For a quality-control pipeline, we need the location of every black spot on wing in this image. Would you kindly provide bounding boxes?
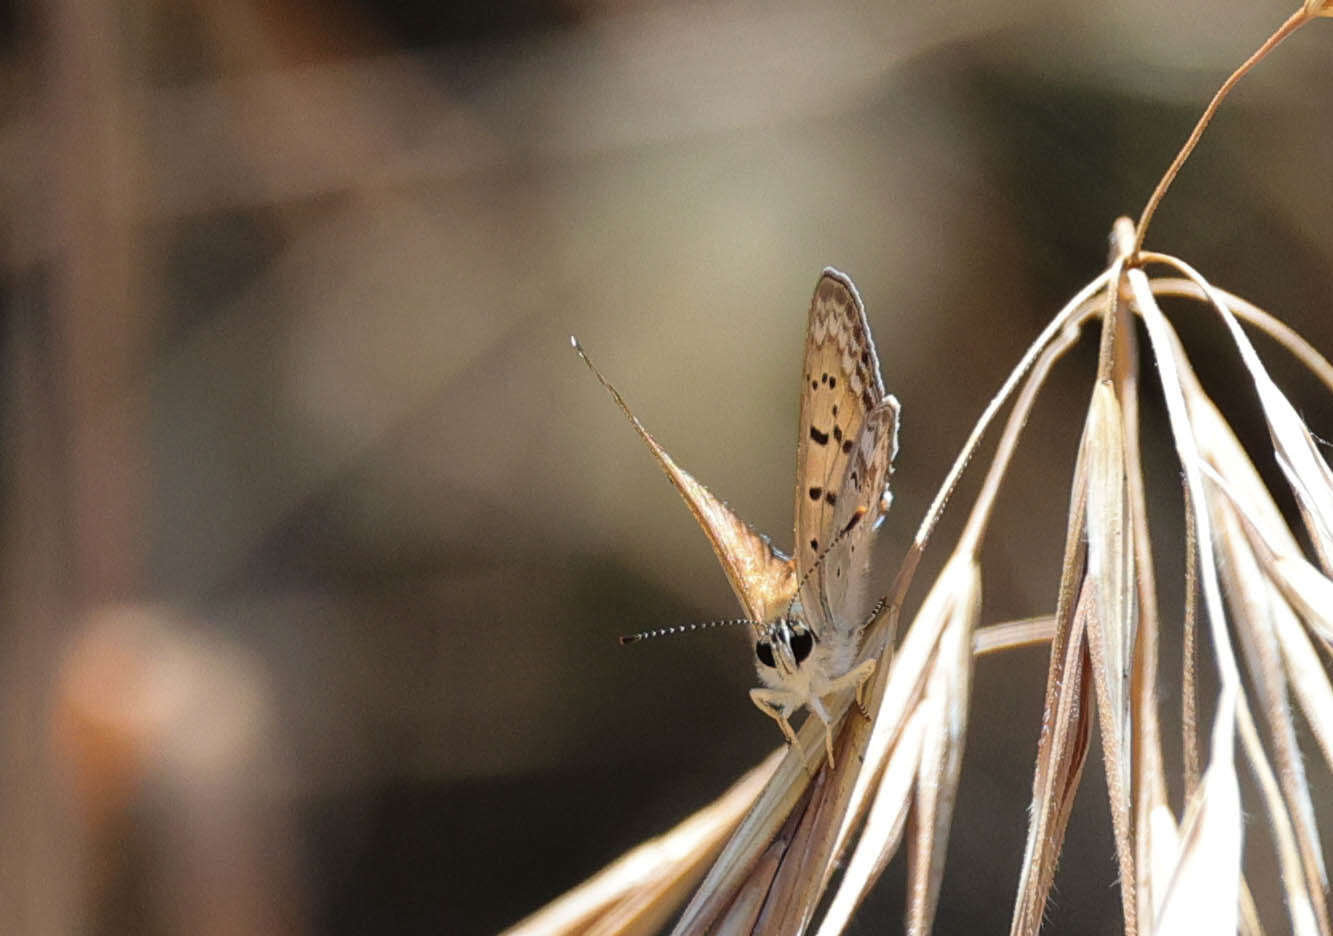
[842,439,854,453]
[808,486,822,501]
[810,426,830,446]
[824,491,837,506]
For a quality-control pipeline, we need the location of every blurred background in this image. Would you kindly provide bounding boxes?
[3,0,1333,932]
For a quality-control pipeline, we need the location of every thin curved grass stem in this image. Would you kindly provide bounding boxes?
[1131,7,1311,258]
[1150,278,1333,393]
[882,269,1114,645]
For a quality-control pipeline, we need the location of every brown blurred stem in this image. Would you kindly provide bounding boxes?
[1131,7,1311,260]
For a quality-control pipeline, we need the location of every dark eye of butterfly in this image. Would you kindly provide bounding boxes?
[789,628,814,664]
[755,640,776,668]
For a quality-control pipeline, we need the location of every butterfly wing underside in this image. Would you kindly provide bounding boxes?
[574,341,797,627]
[793,270,900,644]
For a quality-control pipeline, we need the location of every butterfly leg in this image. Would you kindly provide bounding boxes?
[805,696,840,768]
[750,688,805,758]
[831,658,877,720]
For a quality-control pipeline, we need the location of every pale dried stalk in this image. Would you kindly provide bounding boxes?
[501,749,782,936]
[1152,693,1242,936]
[821,289,1101,934]
[972,616,1056,655]
[1085,275,1140,930]
[1149,279,1333,393]
[1149,266,1333,919]
[1142,251,1333,572]
[1125,256,1333,936]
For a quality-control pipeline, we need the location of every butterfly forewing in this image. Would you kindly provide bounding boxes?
[793,270,899,638]
[573,339,798,628]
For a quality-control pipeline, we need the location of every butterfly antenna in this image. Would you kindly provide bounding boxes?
[619,619,757,646]
[782,506,869,619]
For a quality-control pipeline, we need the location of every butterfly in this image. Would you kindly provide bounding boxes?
[574,269,900,767]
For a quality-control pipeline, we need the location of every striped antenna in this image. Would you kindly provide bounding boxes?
[619,619,757,646]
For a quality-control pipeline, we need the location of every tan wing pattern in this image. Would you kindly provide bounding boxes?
[803,399,899,641]
[573,340,798,627]
[792,270,899,639]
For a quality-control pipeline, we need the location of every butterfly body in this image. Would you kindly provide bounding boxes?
[576,269,898,767]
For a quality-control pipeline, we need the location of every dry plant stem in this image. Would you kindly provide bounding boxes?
[1010,425,1095,936]
[1203,467,1332,931]
[972,616,1056,654]
[1128,266,1241,706]
[879,268,1114,652]
[1130,6,1313,258]
[1150,279,1333,393]
[1191,396,1333,776]
[502,749,783,936]
[1209,480,1331,932]
[1120,311,1174,932]
[1236,673,1327,936]
[1140,252,1333,574]
[1111,230,1174,908]
[1009,580,1095,936]
[1084,278,1139,935]
[669,735,824,932]
[903,584,976,935]
[821,294,1099,932]
[1182,485,1202,796]
[1130,265,1249,932]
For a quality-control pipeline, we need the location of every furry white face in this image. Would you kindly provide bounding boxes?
[754,616,816,680]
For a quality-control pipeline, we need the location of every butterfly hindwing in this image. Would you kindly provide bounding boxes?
[806,400,899,657]
[793,269,898,635]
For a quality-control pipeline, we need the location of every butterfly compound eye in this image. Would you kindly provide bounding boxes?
[755,641,776,668]
[790,628,814,664]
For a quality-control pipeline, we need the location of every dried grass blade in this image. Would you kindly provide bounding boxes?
[973,616,1055,655]
[504,749,782,936]
[1083,380,1138,934]
[813,704,929,936]
[1272,596,1333,782]
[904,572,979,935]
[1185,383,1332,904]
[1141,801,1180,928]
[1127,263,1242,695]
[1234,697,1323,936]
[1269,552,1333,647]
[669,739,821,933]
[827,554,972,883]
[1205,472,1331,910]
[1009,582,1094,936]
[1153,692,1242,936]
[1141,273,1329,931]
[1113,270,1172,935]
[1141,252,1333,572]
[1148,278,1333,396]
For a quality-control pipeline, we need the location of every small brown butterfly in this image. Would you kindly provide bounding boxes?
[574,269,900,767]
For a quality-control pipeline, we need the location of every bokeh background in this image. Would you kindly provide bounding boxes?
[3,0,1333,933]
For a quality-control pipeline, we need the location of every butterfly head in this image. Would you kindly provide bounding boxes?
[755,616,817,678]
